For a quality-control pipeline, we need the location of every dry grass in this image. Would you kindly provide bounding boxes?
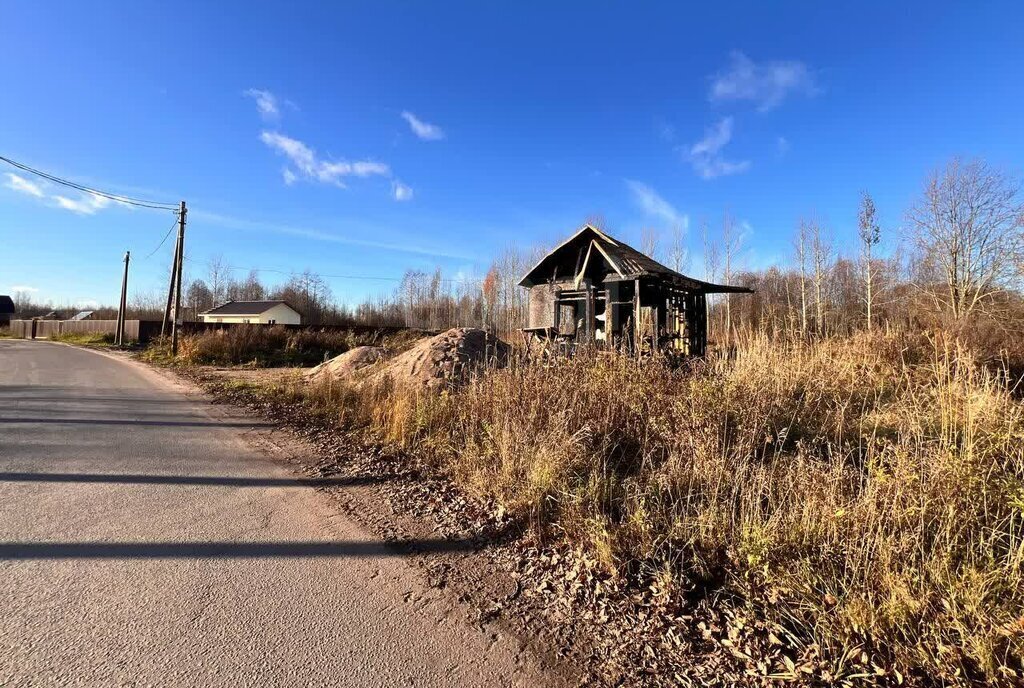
[267,332,1024,683]
[47,330,116,346]
[149,325,426,367]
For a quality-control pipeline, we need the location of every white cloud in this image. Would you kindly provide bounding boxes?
[245,89,281,121]
[4,173,44,197]
[686,117,751,180]
[259,131,391,187]
[400,111,445,141]
[52,193,111,215]
[4,170,138,215]
[625,180,688,228]
[777,136,790,155]
[392,180,413,201]
[10,285,39,293]
[710,51,817,112]
[282,168,297,185]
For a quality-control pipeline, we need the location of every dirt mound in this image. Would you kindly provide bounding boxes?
[377,328,508,388]
[306,346,388,382]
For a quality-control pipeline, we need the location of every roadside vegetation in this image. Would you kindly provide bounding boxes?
[141,325,427,367]
[224,329,1023,685]
[130,156,1023,684]
[47,331,116,346]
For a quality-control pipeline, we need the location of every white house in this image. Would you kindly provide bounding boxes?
[199,300,302,325]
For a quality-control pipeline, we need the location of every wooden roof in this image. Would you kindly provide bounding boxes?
[518,225,753,294]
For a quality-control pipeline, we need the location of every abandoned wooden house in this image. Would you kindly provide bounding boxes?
[519,225,752,356]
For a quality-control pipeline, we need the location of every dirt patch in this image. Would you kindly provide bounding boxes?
[305,345,389,382]
[375,327,509,388]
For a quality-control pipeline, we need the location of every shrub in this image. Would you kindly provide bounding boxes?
[170,325,420,366]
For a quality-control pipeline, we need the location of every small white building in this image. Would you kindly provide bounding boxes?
[199,300,302,325]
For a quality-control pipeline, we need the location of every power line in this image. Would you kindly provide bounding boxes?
[144,212,181,259]
[0,155,179,211]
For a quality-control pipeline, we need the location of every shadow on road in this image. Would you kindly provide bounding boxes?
[0,471,388,488]
[0,417,275,428]
[0,396,195,404]
[0,539,479,560]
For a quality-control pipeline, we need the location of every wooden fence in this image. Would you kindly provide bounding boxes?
[7,319,148,341]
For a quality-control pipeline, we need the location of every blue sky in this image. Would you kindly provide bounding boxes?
[2,2,1022,307]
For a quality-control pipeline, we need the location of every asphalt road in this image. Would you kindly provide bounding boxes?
[0,340,550,686]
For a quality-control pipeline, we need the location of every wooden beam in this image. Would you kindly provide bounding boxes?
[574,241,595,289]
[591,240,626,278]
[633,278,641,359]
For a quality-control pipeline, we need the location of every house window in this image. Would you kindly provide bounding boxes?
[243,319,250,324]
[268,319,276,324]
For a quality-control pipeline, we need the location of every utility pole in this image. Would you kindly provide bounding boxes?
[116,250,130,346]
[161,230,180,337]
[170,201,187,356]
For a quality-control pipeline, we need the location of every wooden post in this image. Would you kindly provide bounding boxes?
[584,283,595,344]
[604,286,614,349]
[161,230,180,337]
[633,279,641,358]
[651,303,659,354]
[116,250,130,346]
[170,201,187,356]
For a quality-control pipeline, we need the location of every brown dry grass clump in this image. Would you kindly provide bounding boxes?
[169,325,425,367]
[287,332,1024,683]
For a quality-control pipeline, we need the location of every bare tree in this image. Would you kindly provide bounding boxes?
[809,218,832,335]
[667,222,687,273]
[207,255,229,307]
[186,279,214,315]
[239,270,266,301]
[640,227,661,261]
[721,210,744,345]
[794,220,811,334]
[701,218,720,283]
[858,191,881,331]
[906,157,1024,322]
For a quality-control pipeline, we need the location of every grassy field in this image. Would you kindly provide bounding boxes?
[235,330,1023,684]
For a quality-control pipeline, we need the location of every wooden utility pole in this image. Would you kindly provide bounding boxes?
[170,201,187,355]
[116,250,130,346]
[161,230,180,337]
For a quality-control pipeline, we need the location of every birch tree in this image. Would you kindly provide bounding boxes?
[858,192,881,331]
[794,220,810,334]
[810,219,832,335]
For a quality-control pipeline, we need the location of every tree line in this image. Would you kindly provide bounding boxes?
[9,157,1022,347]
